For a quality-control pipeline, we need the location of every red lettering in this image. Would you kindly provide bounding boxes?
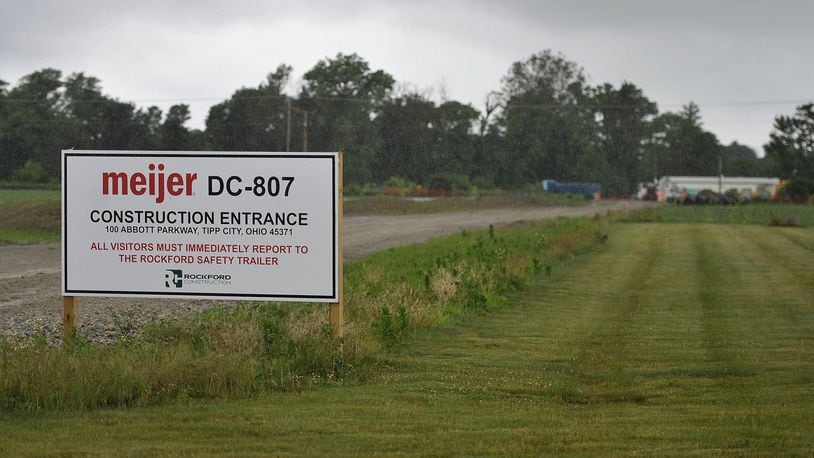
[167,173,184,196]
[101,163,196,204]
[102,172,128,195]
[185,173,197,195]
[130,173,146,195]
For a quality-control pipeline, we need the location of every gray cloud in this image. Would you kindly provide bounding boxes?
[1,0,812,152]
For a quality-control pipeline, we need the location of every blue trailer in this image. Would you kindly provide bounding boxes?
[541,180,601,199]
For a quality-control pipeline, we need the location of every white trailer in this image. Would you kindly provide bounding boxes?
[657,176,780,199]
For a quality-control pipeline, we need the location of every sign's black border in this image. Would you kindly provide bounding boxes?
[62,151,339,301]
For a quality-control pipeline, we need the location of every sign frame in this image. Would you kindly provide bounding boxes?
[61,150,341,302]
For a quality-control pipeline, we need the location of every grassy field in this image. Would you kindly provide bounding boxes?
[0,190,61,244]
[0,189,60,203]
[0,217,606,410]
[626,202,814,226]
[2,222,812,455]
[343,192,584,215]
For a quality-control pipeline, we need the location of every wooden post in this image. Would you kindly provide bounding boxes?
[329,152,344,339]
[63,296,77,344]
[286,99,292,152]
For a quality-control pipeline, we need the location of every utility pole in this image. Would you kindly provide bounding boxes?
[286,99,292,152]
[285,100,311,153]
[302,111,308,153]
[718,155,723,194]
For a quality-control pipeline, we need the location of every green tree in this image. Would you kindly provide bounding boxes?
[495,50,602,187]
[0,79,7,116]
[160,104,191,150]
[129,106,164,150]
[435,101,479,178]
[61,72,152,150]
[300,53,394,184]
[593,82,657,195]
[186,129,209,151]
[0,79,8,176]
[206,64,292,152]
[764,102,814,196]
[645,103,721,178]
[471,93,502,185]
[375,92,437,182]
[0,69,179,180]
[374,94,479,184]
[722,141,774,177]
[11,159,48,183]
[724,141,757,159]
[0,69,68,178]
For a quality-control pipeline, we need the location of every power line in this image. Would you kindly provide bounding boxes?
[1,93,378,104]
[2,92,811,108]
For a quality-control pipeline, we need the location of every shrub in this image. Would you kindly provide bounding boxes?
[769,212,801,227]
[447,175,473,193]
[382,176,415,189]
[458,281,488,312]
[775,179,814,202]
[380,177,416,197]
[426,174,452,191]
[723,189,741,204]
[471,176,496,191]
[345,182,379,196]
[695,190,722,205]
[11,161,48,184]
[426,173,473,194]
[372,306,409,349]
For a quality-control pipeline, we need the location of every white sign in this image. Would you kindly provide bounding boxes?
[62,151,339,302]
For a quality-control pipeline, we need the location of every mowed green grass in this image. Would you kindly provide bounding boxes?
[2,222,813,455]
[0,189,60,203]
[0,189,61,244]
[630,203,814,226]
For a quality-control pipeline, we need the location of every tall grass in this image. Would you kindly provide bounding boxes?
[0,217,608,411]
[1,307,338,410]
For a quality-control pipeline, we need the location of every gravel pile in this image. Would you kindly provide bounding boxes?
[0,295,231,345]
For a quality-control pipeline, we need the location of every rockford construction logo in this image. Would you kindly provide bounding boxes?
[165,269,183,288]
[165,269,232,288]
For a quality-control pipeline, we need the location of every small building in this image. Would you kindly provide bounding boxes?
[658,176,780,199]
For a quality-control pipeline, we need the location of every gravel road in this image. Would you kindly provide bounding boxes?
[0,200,648,342]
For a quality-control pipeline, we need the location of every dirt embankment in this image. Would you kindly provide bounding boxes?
[0,200,649,341]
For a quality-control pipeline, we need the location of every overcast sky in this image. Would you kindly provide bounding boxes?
[2,0,812,154]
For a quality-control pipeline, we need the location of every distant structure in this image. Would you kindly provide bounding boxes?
[541,180,601,200]
[657,176,780,200]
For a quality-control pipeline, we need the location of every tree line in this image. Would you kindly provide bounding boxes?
[1,50,807,196]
